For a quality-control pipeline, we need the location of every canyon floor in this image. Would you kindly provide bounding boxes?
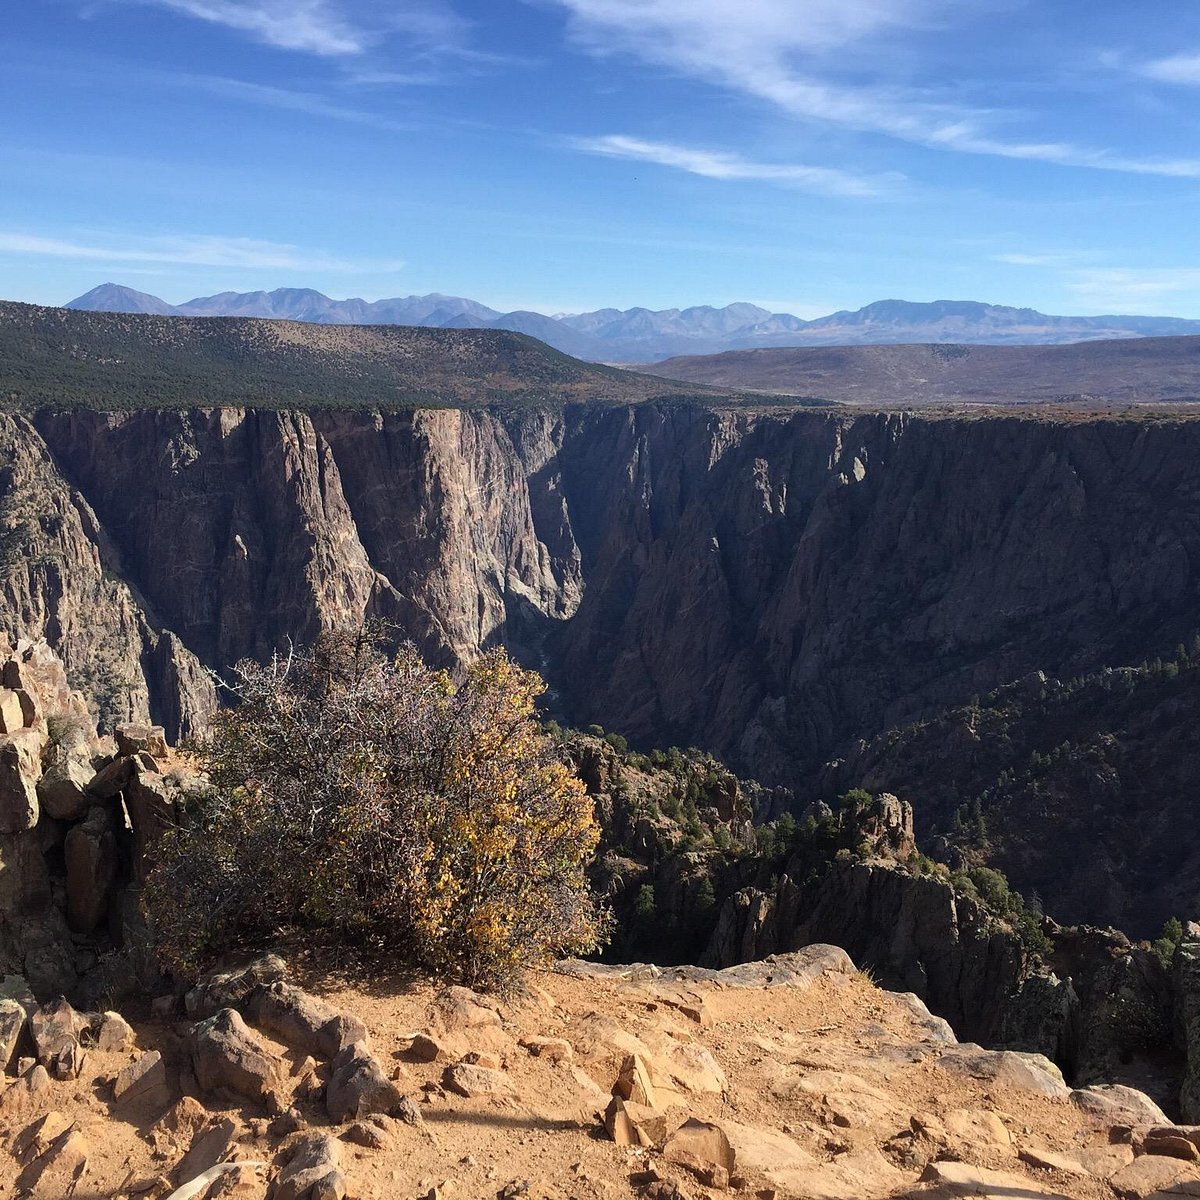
[1,946,1192,1200]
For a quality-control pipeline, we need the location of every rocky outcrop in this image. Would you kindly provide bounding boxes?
[0,636,202,1002]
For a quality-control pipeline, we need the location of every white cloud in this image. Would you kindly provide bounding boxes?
[1142,53,1200,86]
[1064,267,1200,311]
[572,134,899,197]
[0,231,404,273]
[546,0,1200,178]
[173,72,414,127]
[141,0,370,55]
[126,0,466,58]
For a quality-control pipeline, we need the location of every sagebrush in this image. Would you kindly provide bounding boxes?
[142,629,606,989]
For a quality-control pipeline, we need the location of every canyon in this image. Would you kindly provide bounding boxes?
[3,396,1200,937]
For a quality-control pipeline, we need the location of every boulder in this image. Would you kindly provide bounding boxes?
[604,1097,667,1147]
[326,1042,406,1122]
[93,1009,134,1052]
[36,743,93,820]
[185,955,288,1020]
[29,998,85,1080]
[124,760,181,880]
[0,733,40,832]
[115,723,169,758]
[176,1116,240,1182]
[274,1132,346,1200]
[0,688,27,734]
[663,1119,735,1175]
[431,986,502,1032]
[936,1045,1069,1099]
[190,1008,282,1105]
[250,982,368,1059]
[1071,1083,1170,1125]
[520,1036,573,1062]
[1018,1147,1089,1176]
[0,998,28,1073]
[19,1127,89,1198]
[0,1063,51,1118]
[64,805,118,933]
[1108,1153,1200,1198]
[15,1110,72,1162]
[406,1033,448,1063]
[113,1050,172,1108]
[915,1160,1070,1198]
[443,1060,517,1098]
[85,755,134,800]
[613,1053,659,1108]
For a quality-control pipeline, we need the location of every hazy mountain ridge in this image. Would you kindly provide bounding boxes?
[64,283,1200,362]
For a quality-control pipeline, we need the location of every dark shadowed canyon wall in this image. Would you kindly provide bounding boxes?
[6,405,1198,789]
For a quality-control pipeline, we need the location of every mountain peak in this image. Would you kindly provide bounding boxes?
[65,283,179,316]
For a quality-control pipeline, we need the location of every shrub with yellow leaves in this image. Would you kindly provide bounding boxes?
[142,626,607,990]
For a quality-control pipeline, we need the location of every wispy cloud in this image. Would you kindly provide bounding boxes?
[572,134,899,197]
[546,0,1200,179]
[171,71,414,128]
[119,0,468,58]
[1064,267,1200,311]
[0,231,404,273]
[1141,53,1200,86]
[135,0,371,56]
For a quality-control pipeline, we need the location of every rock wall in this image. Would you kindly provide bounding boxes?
[0,635,200,1001]
[12,405,1200,788]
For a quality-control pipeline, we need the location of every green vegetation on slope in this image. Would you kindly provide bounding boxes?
[0,301,832,412]
[845,643,1200,934]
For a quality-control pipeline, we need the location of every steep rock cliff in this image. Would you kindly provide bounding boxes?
[11,405,1200,783]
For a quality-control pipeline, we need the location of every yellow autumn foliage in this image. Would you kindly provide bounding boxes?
[143,627,606,990]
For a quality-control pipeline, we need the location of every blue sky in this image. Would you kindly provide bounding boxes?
[5,1,1200,315]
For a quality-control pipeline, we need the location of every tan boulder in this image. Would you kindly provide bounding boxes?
[520,1036,573,1062]
[0,997,28,1073]
[431,986,502,1032]
[274,1132,346,1200]
[0,1063,51,1117]
[176,1116,240,1182]
[1018,1146,1090,1176]
[913,1160,1070,1198]
[1071,1084,1169,1125]
[604,1097,668,1147]
[663,1118,735,1174]
[36,742,93,820]
[21,1127,89,1198]
[115,722,169,758]
[1109,1153,1200,1198]
[1074,1143,1135,1178]
[770,1147,905,1200]
[0,732,41,832]
[943,1108,1012,1151]
[0,687,28,734]
[614,1053,659,1108]
[93,1009,135,1052]
[15,1110,73,1162]
[443,1060,517,1098]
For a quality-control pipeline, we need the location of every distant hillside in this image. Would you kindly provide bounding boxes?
[64,283,1200,362]
[0,301,776,411]
[644,337,1200,406]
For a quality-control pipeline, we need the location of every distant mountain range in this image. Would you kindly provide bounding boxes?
[64,283,1200,362]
